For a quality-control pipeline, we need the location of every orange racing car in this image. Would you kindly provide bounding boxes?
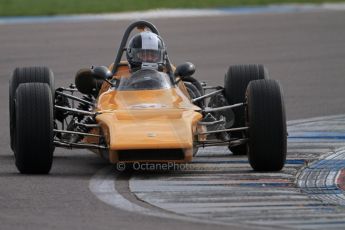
[9,20,287,174]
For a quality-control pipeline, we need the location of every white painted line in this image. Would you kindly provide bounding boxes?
[89,166,147,212]
[297,146,345,205]
[322,3,345,10]
[89,166,254,229]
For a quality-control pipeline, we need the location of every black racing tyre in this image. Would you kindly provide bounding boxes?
[9,67,54,151]
[182,76,204,96]
[183,76,205,108]
[184,82,201,156]
[246,79,287,171]
[184,81,203,109]
[15,83,54,174]
[224,64,269,155]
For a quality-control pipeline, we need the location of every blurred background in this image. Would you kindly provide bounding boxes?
[1,0,345,16]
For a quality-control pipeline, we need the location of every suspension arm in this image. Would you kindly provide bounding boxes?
[197,127,249,135]
[203,102,245,113]
[54,105,97,116]
[55,91,94,106]
[192,89,223,103]
[54,140,108,150]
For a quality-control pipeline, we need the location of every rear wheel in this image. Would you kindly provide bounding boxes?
[15,83,54,174]
[9,67,54,150]
[224,64,268,155]
[246,79,286,171]
[184,78,203,157]
[183,76,204,97]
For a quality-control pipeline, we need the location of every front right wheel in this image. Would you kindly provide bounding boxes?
[15,83,54,174]
[246,79,286,171]
[9,66,54,151]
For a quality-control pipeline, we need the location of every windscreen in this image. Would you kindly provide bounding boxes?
[117,69,173,91]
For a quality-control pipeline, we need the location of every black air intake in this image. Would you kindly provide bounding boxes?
[118,149,185,161]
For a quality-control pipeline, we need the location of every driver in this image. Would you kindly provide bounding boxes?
[126,31,166,72]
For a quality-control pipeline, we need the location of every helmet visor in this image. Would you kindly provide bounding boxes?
[130,48,164,64]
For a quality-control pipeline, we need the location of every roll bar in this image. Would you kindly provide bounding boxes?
[111,20,159,75]
[111,20,175,83]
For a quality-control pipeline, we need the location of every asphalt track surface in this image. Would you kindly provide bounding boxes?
[1,10,345,230]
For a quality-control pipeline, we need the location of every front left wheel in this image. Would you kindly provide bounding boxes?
[224,64,269,155]
[246,79,287,171]
[15,83,54,174]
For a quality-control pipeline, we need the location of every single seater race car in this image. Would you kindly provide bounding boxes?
[9,20,287,174]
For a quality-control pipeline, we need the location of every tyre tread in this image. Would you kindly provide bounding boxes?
[15,83,54,174]
[246,79,287,171]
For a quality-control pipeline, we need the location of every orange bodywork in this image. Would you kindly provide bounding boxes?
[86,63,202,163]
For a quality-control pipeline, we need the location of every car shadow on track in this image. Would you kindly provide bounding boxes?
[0,151,110,178]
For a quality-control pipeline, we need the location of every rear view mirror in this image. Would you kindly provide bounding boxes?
[91,66,113,80]
[174,62,195,78]
[75,66,113,95]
